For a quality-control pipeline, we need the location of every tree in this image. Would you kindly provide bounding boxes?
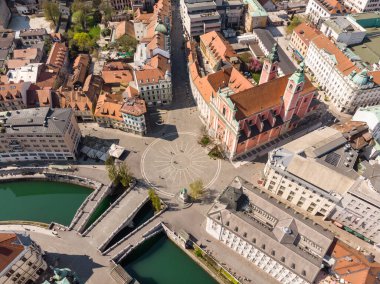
[106,164,120,186]
[118,163,132,188]
[148,189,161,212]
[286,16,302,35]
[43,1,60,25]
[72,32,93,51]
[105,156,114,166]
[115,35,138,53]
[248,57,263,73]
[189,179,204,200]
[100,2,114,22]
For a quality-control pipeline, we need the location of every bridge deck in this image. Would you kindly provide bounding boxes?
[71,183,111,233]
[108,218,163,261]
[86,186,149,250]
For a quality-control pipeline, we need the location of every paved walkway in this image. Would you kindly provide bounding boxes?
[0,225,117,284]
[84,185,149,251]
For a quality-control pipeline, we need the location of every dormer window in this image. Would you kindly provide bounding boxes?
[289,84,293,90]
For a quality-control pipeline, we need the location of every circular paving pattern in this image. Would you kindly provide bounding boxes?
[141,132,221,197]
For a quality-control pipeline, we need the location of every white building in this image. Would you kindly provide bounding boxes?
[304,34,380,113]
[0,232,47,284]
[353,105,380,142]
[320,16,367,46]
[180,0,221,38]
[263,126,380,244]
[0,108,81,162]
[305,0,346,25]
[120,97,147,135]
[6,63,43,84]
[343,0,380,12]
[206,177,334,284]
[134,54,172,106]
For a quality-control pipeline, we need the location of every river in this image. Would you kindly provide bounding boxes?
[0,180,91,225]
[123,233,217,284]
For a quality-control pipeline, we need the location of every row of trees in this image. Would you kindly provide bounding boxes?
[148,189,161,212]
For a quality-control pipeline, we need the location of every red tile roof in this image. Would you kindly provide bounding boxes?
[231,74,316,119]
[200,31,237,63]
[120,97,147,116]
[0,233,24,273]
[293,23,321,47]
[46,42,67,69]
[331,241,380,284]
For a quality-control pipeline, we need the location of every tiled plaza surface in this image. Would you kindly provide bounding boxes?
[141,132,221,196]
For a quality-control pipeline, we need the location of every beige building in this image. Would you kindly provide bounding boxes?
[0,232,47,284]
[0,82,32,111]
[289,23,321,60]
[0,107,81,162]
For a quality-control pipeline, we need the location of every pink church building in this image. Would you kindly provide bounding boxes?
[208,45,320,159]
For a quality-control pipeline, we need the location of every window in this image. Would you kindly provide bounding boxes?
[261,244,265,250]
[234,226,238,232]
[291,263,295,269]
[271,250,275,256]
[252,238,256,244]
[281,257,285,262]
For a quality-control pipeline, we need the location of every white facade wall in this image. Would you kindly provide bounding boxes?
[305,0,332,25]
[121,113,146,135]
[305,42,380,113]
[331,190,380,244]
[263,165,337,217]
[344,0,380,12]
[136,79,172,106]
[188,72,210,124]
[320,22,366,46]
[206,218,308,284]
[0,240,47,284]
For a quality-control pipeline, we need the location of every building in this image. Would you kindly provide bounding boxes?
[343,0,380,12]
[0,0,11,30]
[0,232,47,284]
[245,29,296,76]
[0,81,32,111]
[13,47,43,63]
[102,61,134,87]
[6,63,43,84]
[94,93,126,130]
[216,0,244,30]
[0,32,15,70]
[243,0,268,32]
[353,105,380,143]
[46,42,69,70]
[320,16,367,46]
[180,0,221,38]
[305,0,346,25]
[205,44,317,158]
[289,23,321,61]
[67,54,90,89]
[304,33,380,113]
[263,125,380,244]
[19,29,48,46]
[120,97,147,135]
[330,240,380,284]
[134,54,172,106]
[199,31,239,71]
[206,176,334,284]
[0,108,81,162]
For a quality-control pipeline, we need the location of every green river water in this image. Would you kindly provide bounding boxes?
[123,233,217,284]
[0,181,91,225]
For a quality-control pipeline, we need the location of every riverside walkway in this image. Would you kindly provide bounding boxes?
[83,184,149,252]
